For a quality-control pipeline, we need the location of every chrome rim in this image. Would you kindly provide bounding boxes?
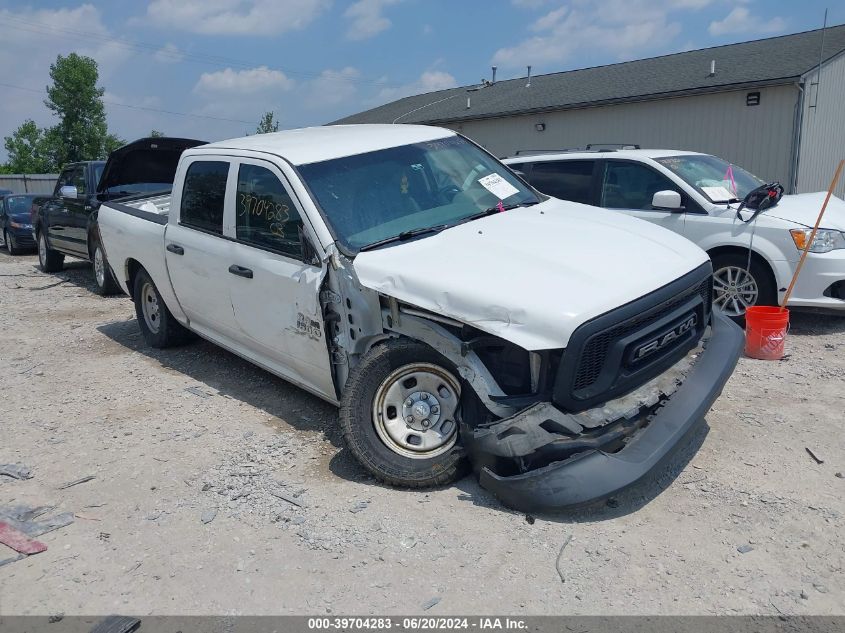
[38,234,47,266]
[372,363,461,459]
[4,231,10,253]
[94,246,106,287]
[713,265,758,317]
[141,282,161,334]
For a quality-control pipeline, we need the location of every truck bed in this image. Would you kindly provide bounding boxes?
[98,192,174,300]
[103,191,171,224]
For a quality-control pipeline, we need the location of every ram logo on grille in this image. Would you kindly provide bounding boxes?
[633,314,697,361]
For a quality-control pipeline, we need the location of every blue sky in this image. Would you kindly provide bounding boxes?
[0,0,842,161]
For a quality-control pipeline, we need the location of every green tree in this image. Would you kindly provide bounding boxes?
[255,111,279,134]
[43,53,115,165]
[149,129,165,138]
[3,120,54,173]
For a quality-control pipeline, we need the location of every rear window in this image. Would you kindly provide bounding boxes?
[526,160,595,204]
[180,161,229,234]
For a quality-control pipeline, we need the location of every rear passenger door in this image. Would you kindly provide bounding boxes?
[598,160,687,235]
[225,159,335,400]
[165,158,241,339]
[524,160,598,205]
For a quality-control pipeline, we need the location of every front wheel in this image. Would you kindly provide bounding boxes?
[37,231,64,272]
[340,339,470,487]
[5,230,24,256]
[712,253,776,324]
[133,269,193,348]
[91,238,120,296]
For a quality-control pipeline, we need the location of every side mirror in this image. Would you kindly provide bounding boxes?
[59,185,78,200]
[652,190,683,211]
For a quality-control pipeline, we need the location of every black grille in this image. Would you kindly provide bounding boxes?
[573,276,711,391]
[553,263,713,412]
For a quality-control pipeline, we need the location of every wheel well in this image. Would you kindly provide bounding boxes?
[126,259,143,301]
[707,246,777,289]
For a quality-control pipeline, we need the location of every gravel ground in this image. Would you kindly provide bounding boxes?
[0,251,843,616]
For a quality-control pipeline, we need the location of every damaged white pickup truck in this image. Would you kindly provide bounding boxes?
[98,125,744,512]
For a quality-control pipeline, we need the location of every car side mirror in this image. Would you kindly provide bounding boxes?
[59,185,79,200]
[652,190,683,211]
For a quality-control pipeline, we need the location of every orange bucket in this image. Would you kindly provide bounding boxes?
[744,306,789,360]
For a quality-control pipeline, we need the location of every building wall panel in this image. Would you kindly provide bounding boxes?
[447,85,800,187]
[797,51,845,198]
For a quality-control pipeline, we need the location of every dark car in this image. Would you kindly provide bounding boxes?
[1,193,40,255]
[34,137,205,294]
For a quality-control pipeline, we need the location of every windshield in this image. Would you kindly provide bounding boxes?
[298,135,540,251]
[655,154,764,203]
[6,195,36,215]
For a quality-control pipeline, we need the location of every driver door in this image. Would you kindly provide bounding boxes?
[598,160,687,236]
[225,158,335,401]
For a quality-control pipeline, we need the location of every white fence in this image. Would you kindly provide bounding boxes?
[0,174,58,195]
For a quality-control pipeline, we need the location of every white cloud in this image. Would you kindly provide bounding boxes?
[194,66,295,94]
[344,0,401,41]
[374,70,458,104]
[153,43,184,64]
[708,7,785,37]
[305,67,361,109]
[493,0,719,67]
[145,0,330,36]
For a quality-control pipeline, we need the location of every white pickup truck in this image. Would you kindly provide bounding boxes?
[98,125,744,512]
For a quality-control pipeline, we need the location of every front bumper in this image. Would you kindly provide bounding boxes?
[772,250,845,311]
[464,311,744,513]
[7,227,36,248]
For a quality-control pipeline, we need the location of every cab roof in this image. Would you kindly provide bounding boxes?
[197,124,456,166]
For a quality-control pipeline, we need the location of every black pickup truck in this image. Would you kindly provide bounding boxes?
[34,137,205,294]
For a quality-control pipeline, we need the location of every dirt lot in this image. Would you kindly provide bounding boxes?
[1,250,843,616]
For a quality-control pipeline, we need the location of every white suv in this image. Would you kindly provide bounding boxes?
[504,150,845,320]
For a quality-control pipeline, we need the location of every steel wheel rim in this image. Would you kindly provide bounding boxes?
[141,282,161,334]
[713,265,758,317]
[372,362,461,459]
[5,232,11,253]
[94,246,106,287]
[38,234,47,265]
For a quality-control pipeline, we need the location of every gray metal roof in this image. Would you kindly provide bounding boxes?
[333,24,845,126]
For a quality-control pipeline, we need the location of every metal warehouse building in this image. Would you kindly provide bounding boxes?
[336,25,845,197]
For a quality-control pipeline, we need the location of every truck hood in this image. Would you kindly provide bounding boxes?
[762,192,845,230]
[96,137,206,198]
[354,199,709,350]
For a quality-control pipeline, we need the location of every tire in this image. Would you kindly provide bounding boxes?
[340,339,471,488]
[132,268,193,348]
[91,237,120,296]
[711,252,777,325]
[5,230,23,256]
[37,231,64,272]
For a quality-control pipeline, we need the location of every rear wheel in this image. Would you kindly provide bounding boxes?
[37,231,64,272]
[340,339,470,487]
[711,252,776,324]
[91,238,120,296]
[133,268,193,348]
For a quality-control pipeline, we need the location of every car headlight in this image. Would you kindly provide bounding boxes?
[9,220,32,230]
[790,228,845,253]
